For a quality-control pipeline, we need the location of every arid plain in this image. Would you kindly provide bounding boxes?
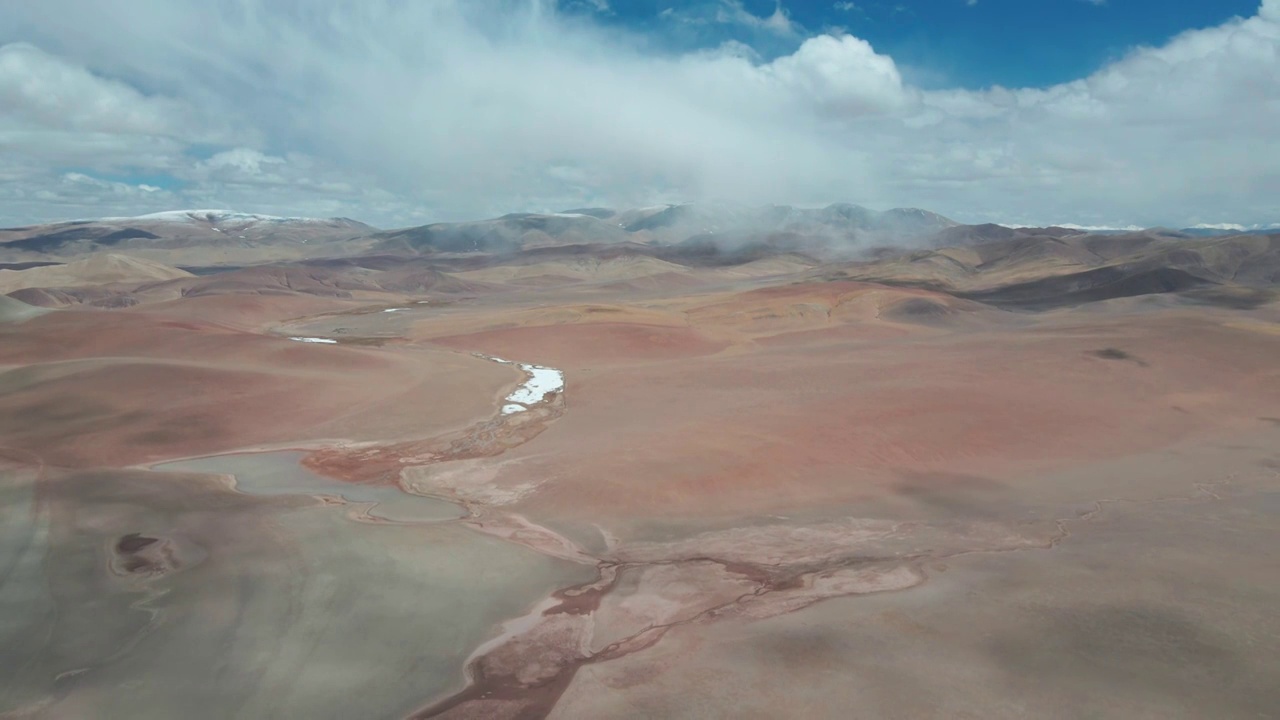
[2,208,1279,719]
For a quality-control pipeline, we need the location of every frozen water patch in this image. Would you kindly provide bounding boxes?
[475,354,565,411]
[507,364,564,405]
[289,336,337,344]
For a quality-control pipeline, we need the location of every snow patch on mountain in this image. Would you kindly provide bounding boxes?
[99,209,364,226]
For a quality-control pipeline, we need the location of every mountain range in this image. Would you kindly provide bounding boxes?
[1,202,1276,315]
[6,204,1276,271]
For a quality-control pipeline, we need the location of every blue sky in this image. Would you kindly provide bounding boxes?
[1,0,1278,229]
[582,0,1265,87]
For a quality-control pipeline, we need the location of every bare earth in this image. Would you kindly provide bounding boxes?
[2,228,1279,719]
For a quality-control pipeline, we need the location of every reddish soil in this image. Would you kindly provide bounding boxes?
[6,248,1280,720]
[0,307,511,467]
[430,322,729,367]
[436,295,1280,525]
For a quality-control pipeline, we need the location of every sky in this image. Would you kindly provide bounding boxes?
[0,0,1277,229]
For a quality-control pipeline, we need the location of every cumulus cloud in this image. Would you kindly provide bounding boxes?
[715,1,802,37]
[0,164,178,224]
[0,43,187,136]
[192,149,286,180]
[661,1,801,38]
[766,34,910,113]
[0,0,1277,228]
[0,43,214,178]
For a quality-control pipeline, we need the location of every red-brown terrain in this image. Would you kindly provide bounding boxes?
[2,211,1278,719]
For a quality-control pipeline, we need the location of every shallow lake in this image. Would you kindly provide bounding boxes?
[155,450,463,523]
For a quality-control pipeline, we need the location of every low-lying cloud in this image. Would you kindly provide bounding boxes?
[1,0,1277,228]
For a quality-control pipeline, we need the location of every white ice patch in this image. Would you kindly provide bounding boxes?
[506,364,564,405]
[382,308,401,313]
[476,354,565,410]
[289,336,337,344]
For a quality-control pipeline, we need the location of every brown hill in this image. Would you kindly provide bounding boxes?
[0,295,48,323]
[0,211,379,266]
[0,254,193,294]
[829,231,1280,309]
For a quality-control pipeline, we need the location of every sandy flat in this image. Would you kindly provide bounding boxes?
[0,464,592,719]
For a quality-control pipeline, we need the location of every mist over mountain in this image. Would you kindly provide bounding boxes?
[4,201,1277,317]
[8,203,1279,274]
[371,202,959,258]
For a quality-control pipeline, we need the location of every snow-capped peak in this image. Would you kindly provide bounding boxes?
[127,210,308,224]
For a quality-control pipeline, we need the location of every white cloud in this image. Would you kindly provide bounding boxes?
[0,166,180,223]
[765,34,910,113]
[193,148,286,179]
[0,43,177,136]
[0,0,1277,229]
[660,1,801,36]
[715,1,801,37]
